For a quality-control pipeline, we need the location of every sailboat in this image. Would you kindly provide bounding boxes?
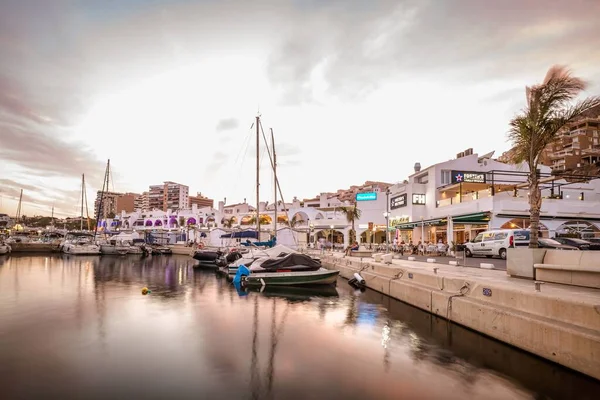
[232,115,339,287]
[62,174,101,255]
[94,160,130,255]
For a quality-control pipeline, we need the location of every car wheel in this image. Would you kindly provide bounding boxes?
[465,248,472,257]
[500,248,507,260]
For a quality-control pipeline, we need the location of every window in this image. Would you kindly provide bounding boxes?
[483,233,496,242]
[441,170,451,185]
[493,232,507,240]
[472,234,483,243]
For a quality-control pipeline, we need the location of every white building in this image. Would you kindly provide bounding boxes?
[388,149,600,245]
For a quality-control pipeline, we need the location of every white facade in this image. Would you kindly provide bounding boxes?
[388,151,600,244]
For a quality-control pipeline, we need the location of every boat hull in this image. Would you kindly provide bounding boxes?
[100,245,130,255]
[63,245,101,255]
[168,245,194,255]
[243,269,339,286]
[0,245,11,255]
[9,242,61,253]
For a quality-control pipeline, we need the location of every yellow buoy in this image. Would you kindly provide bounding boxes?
[142,287,150,295]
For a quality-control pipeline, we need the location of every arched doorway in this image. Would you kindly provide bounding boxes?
[556,220,600,239]
[500,218,549,237]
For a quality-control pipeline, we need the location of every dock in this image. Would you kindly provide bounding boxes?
[313,251,600,381]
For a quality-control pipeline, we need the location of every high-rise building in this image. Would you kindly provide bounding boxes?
[189,192,214,209]
[163,181,189,210]
[147,182,189,211]
[148,185,164,211]
[499,104,600,172]
[94,191,122,219]
[115,193,139,214]
[135,192,148,211]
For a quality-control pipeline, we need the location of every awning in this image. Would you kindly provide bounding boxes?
[451,212,491,224]
[395,218,446,230]
[496,213,600,222]
[220,230,258,239]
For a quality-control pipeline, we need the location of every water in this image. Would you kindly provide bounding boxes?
[0,255,598,400]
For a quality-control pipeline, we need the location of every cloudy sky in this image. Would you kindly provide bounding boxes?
[1,0,599,217]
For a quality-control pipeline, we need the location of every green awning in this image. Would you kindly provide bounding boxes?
[451,212,490,224]
[395,223,416,230]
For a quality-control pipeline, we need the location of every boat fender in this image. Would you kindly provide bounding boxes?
[353,273,366,285]
[233,265,250,285]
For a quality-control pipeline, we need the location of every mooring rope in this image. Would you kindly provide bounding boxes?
[446,282,471,320]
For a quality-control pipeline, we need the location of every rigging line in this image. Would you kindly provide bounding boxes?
[259,122,296,239]
[231,123,254,192]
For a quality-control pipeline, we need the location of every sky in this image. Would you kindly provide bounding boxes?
[1,0,599,217]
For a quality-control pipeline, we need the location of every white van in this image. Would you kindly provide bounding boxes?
[464,229,529,260]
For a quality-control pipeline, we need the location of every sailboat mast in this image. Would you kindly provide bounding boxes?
[94,159,110,239]
[80,174,84,231]
[271,128,277,241]
[15,189,23,224]
[256,114,261,238]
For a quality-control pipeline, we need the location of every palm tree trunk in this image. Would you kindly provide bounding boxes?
[529,173,542,248]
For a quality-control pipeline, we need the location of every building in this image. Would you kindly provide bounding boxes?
[115,193,139,213]
[388,148,600,245]
[163,181,189,211]
[189,192,214,209]
[148,185,164,211]
[94,191,122,219]
[499,104,600,172]
[134,192,148,211]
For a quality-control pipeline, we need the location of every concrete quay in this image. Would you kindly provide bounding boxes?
[313,251,600,381]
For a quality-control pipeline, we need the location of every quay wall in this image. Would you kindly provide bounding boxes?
[318,253,600,381]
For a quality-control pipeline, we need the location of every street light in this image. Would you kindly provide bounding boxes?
[420,216,425,243]
[383,212,389,253]
[385,189,390,253]
[330,224,335,251]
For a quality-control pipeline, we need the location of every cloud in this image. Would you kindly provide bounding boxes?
[216,118,239,132]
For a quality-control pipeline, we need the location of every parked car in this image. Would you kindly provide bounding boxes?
[537,238,579,250]
[464,229,526,260]
[553,237,599,250]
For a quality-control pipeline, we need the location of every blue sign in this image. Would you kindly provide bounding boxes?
[356,192,377,201]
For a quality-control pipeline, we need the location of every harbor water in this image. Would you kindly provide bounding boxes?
[0,255,598,400]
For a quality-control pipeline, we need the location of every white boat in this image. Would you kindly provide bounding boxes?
[234,253,338,287]
[0,242,11,255]
[62,233,101,255]
[98,238,131,256]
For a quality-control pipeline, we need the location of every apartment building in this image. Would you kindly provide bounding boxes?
[115,193,139,213]
[134,192,149,211]
[499,105,600,172]
[163,181,189,210]
[148,185,164,211]
[94,191,122,219]
[189,192,214,209]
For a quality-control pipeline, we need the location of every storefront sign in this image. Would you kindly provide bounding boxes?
[390,194,407,209]
[356,192,377,201]
[412,193,426,205]
[391,216,409,225]
[451,171,486,184]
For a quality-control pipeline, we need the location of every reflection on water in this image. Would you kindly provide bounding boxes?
[0,255,598,400]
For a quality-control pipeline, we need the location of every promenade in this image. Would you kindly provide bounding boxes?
[312,250,600,381]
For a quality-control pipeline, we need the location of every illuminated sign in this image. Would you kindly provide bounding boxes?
[390,194,407,209]
[356,192,377,201]
[412,194,426,205]
[451,171,486,184]
[391,216,409,225]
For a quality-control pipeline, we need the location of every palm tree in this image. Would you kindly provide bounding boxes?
[508,65,600,248]
[289,215,304,228]
[338,204,362,244]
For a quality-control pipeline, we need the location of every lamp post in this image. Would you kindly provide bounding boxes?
[385,189,390,253]
[383,212,389,253]
[330,224,335,251]
[420,216,425,243]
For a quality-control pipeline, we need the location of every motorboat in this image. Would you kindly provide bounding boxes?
[151,244,172,255]
[224,244,298,275]
[192,247,224,265]
[233,253,339,287]
[98,238,130,255]
[130,239,151,256]
[62,233,101,255]
[0,241,11,255]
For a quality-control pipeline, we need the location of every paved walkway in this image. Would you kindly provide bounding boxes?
[318,250,600,304]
